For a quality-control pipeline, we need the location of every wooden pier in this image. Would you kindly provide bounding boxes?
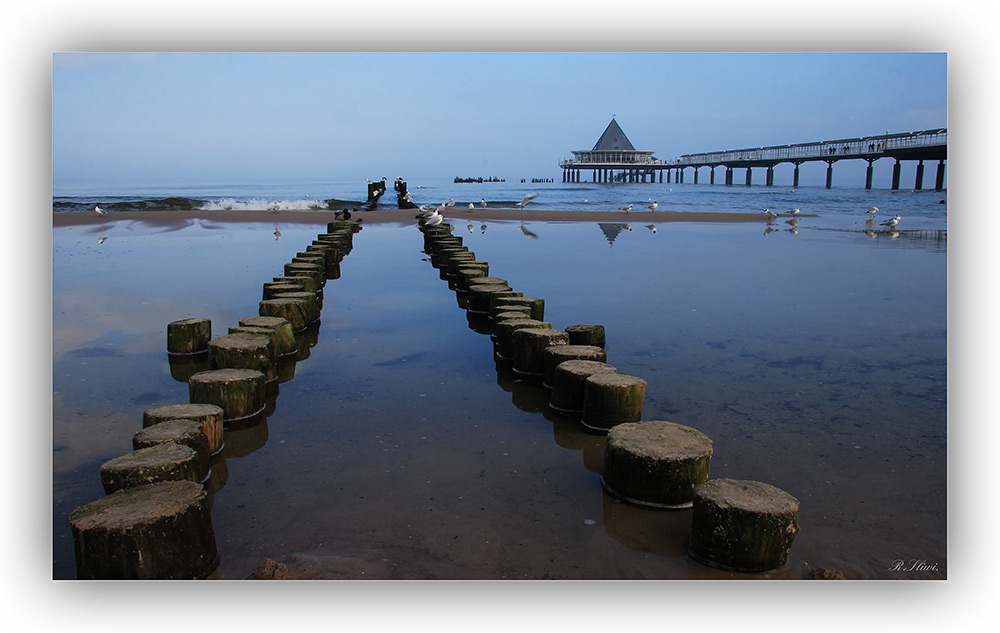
[559,120,946,191]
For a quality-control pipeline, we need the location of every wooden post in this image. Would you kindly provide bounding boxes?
[602,421,713,509]
[512,328,569,380]
[143,403,224,456]
[542,344,607,388]
[69,480,218,579]
[688,478,800,572]
[132,419,212,482]
[188,368,266,422]
[548,360,618,415]
[167,318,211,355]
[581,373,646,433]
[99,444,202,494]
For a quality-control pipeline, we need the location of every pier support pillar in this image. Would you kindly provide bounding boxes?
[935,160,946,191]
[745,168,752,186]
[679,168,684,184]
[765,166,774,187]
[825,161,834,189]
[710,167,716,185]
[793,163,801,188]
[659,170,663,183]
[891,160,901,190]
[915,160,925,190]
[693,167,699,184]
[725,167,733,186]
[865,160,875,190]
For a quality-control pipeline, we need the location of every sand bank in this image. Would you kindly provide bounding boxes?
[52,207,782,228]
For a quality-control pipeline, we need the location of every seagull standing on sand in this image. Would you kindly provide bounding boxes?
[469,202,475,210]
[880,215,900,229]
[789,207,801,216]
[763,208,778,220]
[517,193,538,209]
[620,204,633,213]
[446,198,455,207]
[480,198,487,209]
[866,206,879,218]
[646,201,658,211]
[95,205,107,215]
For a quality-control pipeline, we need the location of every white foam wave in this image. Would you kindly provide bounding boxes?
[199,197,328,212]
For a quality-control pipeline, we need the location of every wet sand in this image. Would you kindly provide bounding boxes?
[52,207,783,228]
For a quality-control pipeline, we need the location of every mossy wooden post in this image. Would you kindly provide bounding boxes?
[270,290,321,324]
[274,275,321,295]
[132,419,212,481]
[456,266,490,291]
[581,373,647,433]
[283,262,324,286]
[688,478,801,573]
[493,308,532,325]
[99,444,202,494]
[167,318,211,355]
[143,403,224,456]
[566,324,606,349]
[69,480,218,579]
[238,316,297,356]
[208,332,276,383]
[512,328,569,380]
[493,318,551,361]
[542,345,607,388]
[263,282,305,300]
[467,281,511,314]
[602,421,713,509]
[549,360,618,415]
[293,252,325,267]
[189,368,266,423]
[260,297,310,331]
[494,296,545,321]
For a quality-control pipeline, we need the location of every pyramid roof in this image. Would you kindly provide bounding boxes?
[592,118,636,151]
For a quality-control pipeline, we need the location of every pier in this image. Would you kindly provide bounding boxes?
[559,120,946,191]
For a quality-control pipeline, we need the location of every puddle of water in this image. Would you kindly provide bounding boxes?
[51,218,946,580]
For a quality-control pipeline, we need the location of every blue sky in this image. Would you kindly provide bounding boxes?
[51,52,946,191]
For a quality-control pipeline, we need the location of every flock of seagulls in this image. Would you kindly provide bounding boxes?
[762,204,903,236]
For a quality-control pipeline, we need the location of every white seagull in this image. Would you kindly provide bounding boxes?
[480,198,487,209]
[446,198,456,207]
[880,215,901,228]
[620,204,633,213]
[789,207,801,216]
[469,202,475,210]
[517,193,538,209]
[646,201,658,211]
[95,205,107,215]
[866,206,879,217]
[763,208,778,220]
[425,211,444,227]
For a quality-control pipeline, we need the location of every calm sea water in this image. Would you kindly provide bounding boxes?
[51,180,946,580]
[53,178,947,232]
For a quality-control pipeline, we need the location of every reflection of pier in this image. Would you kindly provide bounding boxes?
[559,119,946,191]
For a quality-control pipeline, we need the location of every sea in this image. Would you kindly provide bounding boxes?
[52,177,948,232]
[51,177,947,580]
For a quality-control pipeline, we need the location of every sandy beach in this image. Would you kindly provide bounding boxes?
[52,207,781,228]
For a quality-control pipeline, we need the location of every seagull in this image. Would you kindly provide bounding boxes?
[646,201,658,211]
[645,224,657,233]
[98,236,107,244]
[517,193,538,209]
[519,223,538,239]
[866,206,879,217]
[425,211,444,227]
[763,208,778,220]
[271,202,280,212]
[94,204,107,215]
[480,198,487,209]
[789,207,801,216]
[880,215,901,228]
[620,204,633,213]
[446,198,455,207]
[469,202,475,210]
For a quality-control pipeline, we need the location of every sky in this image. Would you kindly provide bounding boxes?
[50,51,947,192]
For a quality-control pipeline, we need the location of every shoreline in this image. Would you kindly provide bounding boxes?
[52,207,784,228]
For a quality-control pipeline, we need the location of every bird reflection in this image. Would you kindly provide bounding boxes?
[274,228,281,240]
[467,223,474,233]
[519,223,538,239]
[644,224,657,233]
[480,224,487,234]
[764,226,779,235]
[785,218,798,227]
[787,227,799,235]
